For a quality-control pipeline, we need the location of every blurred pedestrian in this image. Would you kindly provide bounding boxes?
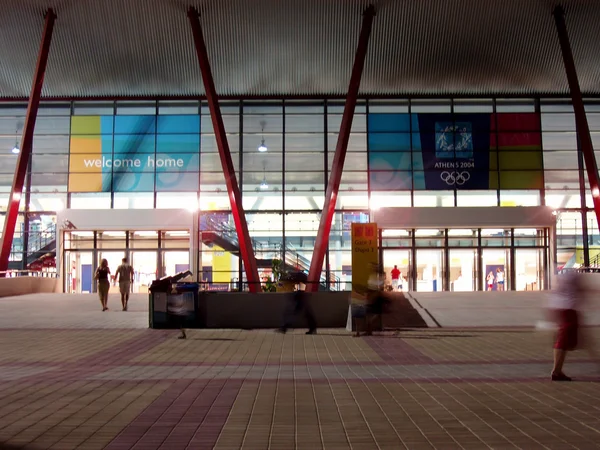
[95,259,111,311]
[366,266,389,335]
[548,270,587,381]
[278,286,317,335]
[168,293,188,339]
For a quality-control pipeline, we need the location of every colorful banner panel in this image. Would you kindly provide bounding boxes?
[68,115,201,192]
[368,113,543,191]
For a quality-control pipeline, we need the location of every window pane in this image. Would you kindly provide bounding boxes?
[70,193,111,209]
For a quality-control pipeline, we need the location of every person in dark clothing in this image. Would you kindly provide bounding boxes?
[278,288,317,335]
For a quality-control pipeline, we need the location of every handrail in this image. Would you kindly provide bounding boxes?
[0,270,58,278]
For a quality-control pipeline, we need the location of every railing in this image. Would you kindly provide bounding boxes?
[0,270,58,278]
[28,223,56,254]
[9,223,57,263]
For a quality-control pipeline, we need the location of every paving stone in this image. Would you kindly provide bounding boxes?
[1,298,600,449]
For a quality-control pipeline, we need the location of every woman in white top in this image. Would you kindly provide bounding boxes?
[496,268,504,291]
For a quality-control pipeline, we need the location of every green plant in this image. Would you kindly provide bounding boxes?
[271,258,286,281]
[262,259,286,292]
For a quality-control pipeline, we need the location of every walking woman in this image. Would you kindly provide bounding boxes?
[95,259,111,311]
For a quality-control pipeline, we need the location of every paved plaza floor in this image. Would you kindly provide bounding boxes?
[0,294,600,449]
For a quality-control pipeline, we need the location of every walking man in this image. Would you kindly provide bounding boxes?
[115,257,134,311]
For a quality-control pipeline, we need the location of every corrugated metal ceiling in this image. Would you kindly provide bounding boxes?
[1,0,599,99]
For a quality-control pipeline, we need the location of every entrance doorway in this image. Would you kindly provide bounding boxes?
[415,249,444,292]
[515,248,545,290]
[62,229,191,293]
[131,251,157,294]
[482,249,509,291]
[382,249,410,291]
[64,251,93,293]
[449,249,477,291]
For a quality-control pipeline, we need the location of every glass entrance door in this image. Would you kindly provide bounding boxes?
[449,249,477,291]
[131,251,157,294]
[64,251,94,293]
[515,249,544,291]
[163,251,190,278]
[415,249,444,292]
[482,249,509,291]
[383,249,410,291]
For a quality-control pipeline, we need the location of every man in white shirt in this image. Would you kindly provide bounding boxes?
[115,257,134,311]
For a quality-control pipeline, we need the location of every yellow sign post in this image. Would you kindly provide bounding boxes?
[351,222,379,294]
[347,222,379,331]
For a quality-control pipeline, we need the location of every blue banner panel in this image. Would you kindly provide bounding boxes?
[114,115,156,134]
[113,172,155,192]
[416,114,491,190]
[156,134,200,153]
[113,134,155,154]
[156,172,199,191]
[367,113,411,132]
[157,115,200,134]
[154,153,199,172]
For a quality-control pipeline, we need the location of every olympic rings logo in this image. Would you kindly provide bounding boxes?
[440,171,470,186]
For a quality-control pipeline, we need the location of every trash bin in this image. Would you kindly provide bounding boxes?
[277,271,308,292]
[149,271,198,329]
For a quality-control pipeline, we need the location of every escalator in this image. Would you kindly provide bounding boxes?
[201,216,339,290]
[8,224,57,271]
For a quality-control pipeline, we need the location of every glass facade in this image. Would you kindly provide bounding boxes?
[1,98,600,288]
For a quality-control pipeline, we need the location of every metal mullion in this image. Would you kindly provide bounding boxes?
[493,98,500,206]
[451,99,457,206]
[535,98,546,206]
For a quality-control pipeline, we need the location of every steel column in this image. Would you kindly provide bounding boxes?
[307,5,375,292]
[554,5,600,239]
[0,9,56,275]
[187,7,260,292]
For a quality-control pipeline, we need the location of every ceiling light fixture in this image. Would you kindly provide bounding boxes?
[11,125,20,154]
[258,139,267,153]
[260,162,268,189]
[258,120,267,152]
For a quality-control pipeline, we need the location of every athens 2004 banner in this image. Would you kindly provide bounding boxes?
[68,115,201,192]
[368,113,543,190]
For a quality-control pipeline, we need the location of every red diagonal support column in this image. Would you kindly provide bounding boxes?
[187,7,260,292]
[0,9,56,275]
[307,5,375,292]
[554,5,600,238]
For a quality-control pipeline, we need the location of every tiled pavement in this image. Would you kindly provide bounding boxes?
[1,295,600,449]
